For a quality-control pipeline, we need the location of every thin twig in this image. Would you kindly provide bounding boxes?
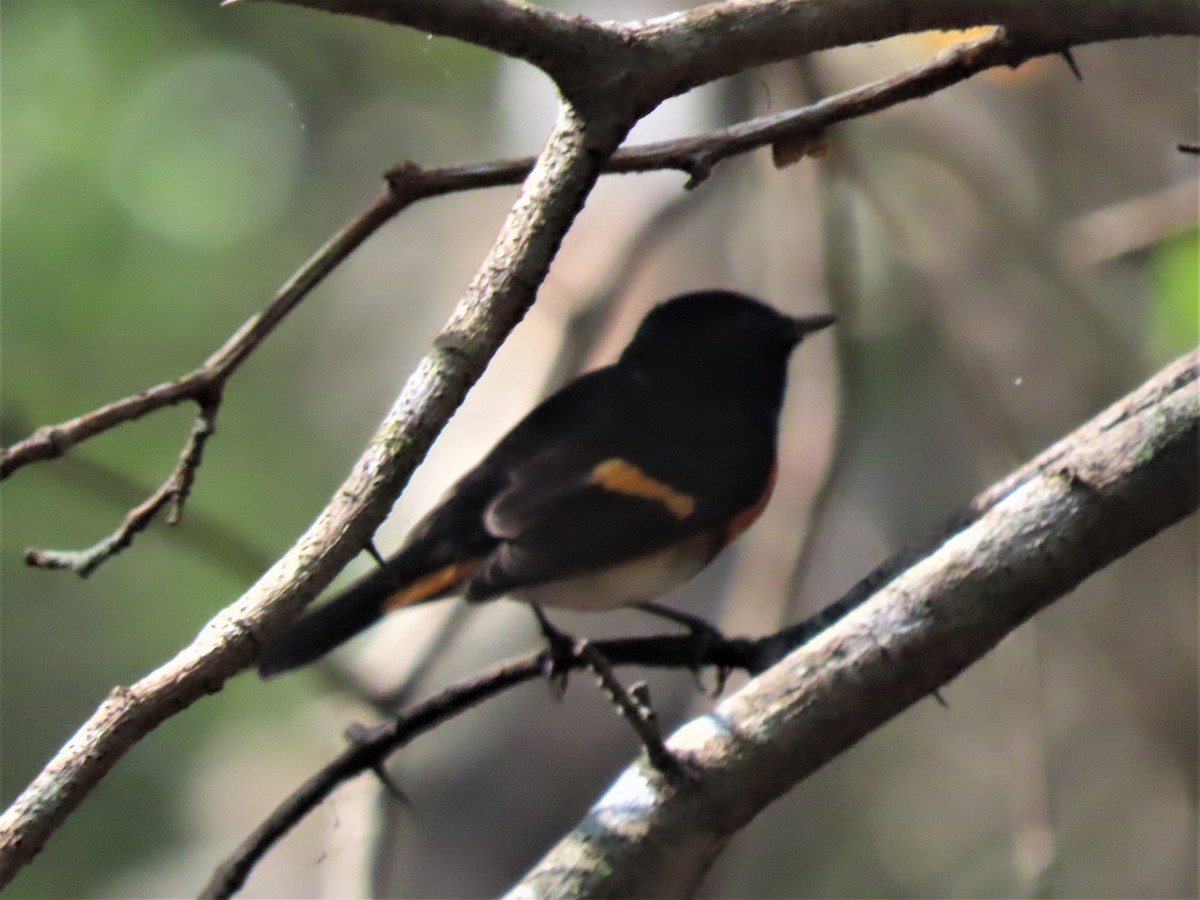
[24,398,221,575]
[200,631,764,899]
[205,347,1198,898]
[1062,179,1200,267]
[29,451,271,580]
[3,29,1055,578]
[3,191,398,479]
[576,641,681,778]
[5,192,400,573]
[2,28,1050,577]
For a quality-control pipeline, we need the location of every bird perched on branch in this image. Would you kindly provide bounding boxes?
[259,290,835,677]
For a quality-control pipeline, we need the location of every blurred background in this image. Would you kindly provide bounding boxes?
[2,1,1196,897]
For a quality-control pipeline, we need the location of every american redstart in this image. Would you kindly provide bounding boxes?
[259,291,835,677]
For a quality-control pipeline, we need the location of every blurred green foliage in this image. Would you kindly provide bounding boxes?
[1150,226,1200,360]
[1,1,497,895]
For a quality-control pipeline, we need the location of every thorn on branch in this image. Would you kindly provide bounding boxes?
[1059,49,1083,81]
[365,540,389,569]
[682,156,713,190]
[346,722,411,803]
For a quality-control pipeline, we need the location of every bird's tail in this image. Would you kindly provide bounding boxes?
[258,557,477,677]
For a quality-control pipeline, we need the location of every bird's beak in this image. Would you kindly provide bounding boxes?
[788,312,837,342]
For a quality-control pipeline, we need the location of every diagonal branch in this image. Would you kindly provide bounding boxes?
[204,349,1198,899]
[0,101,636,889]
[511,348,1199,899]
[605,26,1031,186]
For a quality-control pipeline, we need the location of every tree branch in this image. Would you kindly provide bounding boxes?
[0,102,633,889]
[636,0,1197,92]
[510,349,1199,898]
[262,0,1200,105]
[204,349,1198,898]
[22,396,221,576]
[201,632,765,899]
[236,0,633,99]
[2,1,1195,890]
[3,25,1053,575]
[0,25,1068,482]
[1,192,398,480]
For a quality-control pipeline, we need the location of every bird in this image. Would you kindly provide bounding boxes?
[259,290,835,677]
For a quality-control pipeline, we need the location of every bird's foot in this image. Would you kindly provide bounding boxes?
[530,604,577,697]
[636,602,733,696]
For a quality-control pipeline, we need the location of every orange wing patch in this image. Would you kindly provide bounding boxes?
[725,460,778,544]
[589,458,695,520]
[384,560,478,611]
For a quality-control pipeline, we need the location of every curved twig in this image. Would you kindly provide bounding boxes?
[200,631,767,899]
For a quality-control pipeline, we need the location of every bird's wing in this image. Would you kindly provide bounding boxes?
[468,384,760,600]
[470,440,712,598]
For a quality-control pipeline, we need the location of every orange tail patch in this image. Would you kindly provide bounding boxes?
[384,560,479,611]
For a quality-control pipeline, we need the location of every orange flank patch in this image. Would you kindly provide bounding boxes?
[384,560,478,611]
[725,461,778,544]
[589,458,695,520]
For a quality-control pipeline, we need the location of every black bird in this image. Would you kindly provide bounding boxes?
[260,290,835,677]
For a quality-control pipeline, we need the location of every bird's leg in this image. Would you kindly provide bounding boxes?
[528,605,684,778]
[574,640,689,782]
[635,602,732,696]
[529,604,577,694]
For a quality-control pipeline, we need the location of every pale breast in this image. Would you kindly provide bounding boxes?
[515,532,719,612]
